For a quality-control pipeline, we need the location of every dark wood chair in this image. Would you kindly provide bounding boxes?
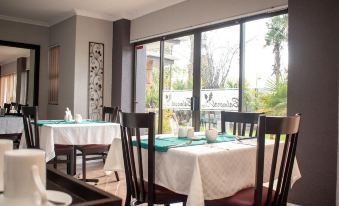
[22,106,75,175]
[75,106,120,182]
[205,114,301,206]
[4,103,11,114]
[18,103,28,115]
[221,111,263,137]
[120,111,187,206]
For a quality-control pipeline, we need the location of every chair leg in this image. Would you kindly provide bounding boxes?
[66,155,71,175]
[73,148,77,176]
[114,171,120,181]
[125,194,131,206]
[53,157,57,169]
[82,152,86,181]
[164,204,170,206]
[102,154,106,164]
[183,201,186,206]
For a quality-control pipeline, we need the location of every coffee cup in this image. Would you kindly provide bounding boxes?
[178,127,187,138]
[0,140,13,191]
[75,114,83,123]
[187,127,195,138]
[205,128,218,143]
[3,149,47,205]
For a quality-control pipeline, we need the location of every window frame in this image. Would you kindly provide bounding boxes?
[133,9,288,133]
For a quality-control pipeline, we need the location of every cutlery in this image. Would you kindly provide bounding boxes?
[168,140,193,148]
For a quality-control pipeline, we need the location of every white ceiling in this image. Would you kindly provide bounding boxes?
[0,0,186,26]
[0,46,30,65]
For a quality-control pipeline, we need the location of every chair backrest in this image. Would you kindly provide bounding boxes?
[102,106,119,123]
[4,103,11,114]
[221,111,263,137]
[120,111,155,204]
[22,106,40,149]
[255,114,301,206]
[18,104,28,115]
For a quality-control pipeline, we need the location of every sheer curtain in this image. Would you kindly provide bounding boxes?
[0,74,17,107]
[20,71,27,104]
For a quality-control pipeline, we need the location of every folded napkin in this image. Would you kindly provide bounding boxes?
[132,134,236,152]
[36,119,110,126]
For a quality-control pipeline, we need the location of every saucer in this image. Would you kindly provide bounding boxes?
[47,190,72,206]
[188,135,205,141]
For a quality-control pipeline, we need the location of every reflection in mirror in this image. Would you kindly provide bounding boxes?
[0,46,35,110]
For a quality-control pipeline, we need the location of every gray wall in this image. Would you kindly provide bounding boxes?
[0,61,17,76]
[288,0,338,205]
[48,16,76,119]
[74,16,113,118]
[130,0,287,41]
[0,19,49,118]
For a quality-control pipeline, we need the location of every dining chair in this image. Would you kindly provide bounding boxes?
[75,106,120,182]
[4,103,11,114]
[22,106,75,175]
[205,114,301,206]
[120,111,187,206]
[221,111,263,137]
[18,103,28,115]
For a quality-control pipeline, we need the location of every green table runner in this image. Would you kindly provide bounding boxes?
[36,119,110,126]
[133,134,236,152]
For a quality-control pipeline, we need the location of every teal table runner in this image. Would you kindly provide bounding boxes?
[132,134,236,152]
[36,119,110,126]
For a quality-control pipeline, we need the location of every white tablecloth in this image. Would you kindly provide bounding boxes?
[0,116,23,134]
[20,122,121,162]
[104,135,301,206]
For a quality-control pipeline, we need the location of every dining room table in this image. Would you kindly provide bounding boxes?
[0,115,24,134]
[104,132,301,206]
[19,119,121,163]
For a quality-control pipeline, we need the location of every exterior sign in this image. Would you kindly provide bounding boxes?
[163,89,239,111]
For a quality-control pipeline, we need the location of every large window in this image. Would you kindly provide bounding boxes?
[200,25,240,131]
[243,14,288,115]
[162,35,194,133]
[134,11,288,133]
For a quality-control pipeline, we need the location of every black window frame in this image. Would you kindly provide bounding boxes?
[133,8,288,133]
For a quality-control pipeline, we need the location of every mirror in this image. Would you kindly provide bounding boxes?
[0,41,40,109]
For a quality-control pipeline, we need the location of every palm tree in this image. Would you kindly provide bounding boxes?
[265,14,288,84]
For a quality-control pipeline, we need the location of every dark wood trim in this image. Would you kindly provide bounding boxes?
[0,40,40,106]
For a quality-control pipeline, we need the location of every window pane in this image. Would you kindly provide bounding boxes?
[243,14,288,115]
[200,25,240,131]
[163,35,194,134]
[135,42,160,133]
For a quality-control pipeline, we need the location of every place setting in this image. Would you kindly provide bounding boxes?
[0,140,72,206]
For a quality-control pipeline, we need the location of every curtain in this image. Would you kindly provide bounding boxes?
[20,71,27,104]
[0,74,17,107]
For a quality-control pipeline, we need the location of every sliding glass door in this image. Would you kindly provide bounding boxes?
[134,12,288,134]
[200,25,240,131]
[162,35,194,133]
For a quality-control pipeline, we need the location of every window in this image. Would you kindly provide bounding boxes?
[0,73,17,106]
[48,46,60,105]
[243,14,288,115]
[134,11,288,133]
